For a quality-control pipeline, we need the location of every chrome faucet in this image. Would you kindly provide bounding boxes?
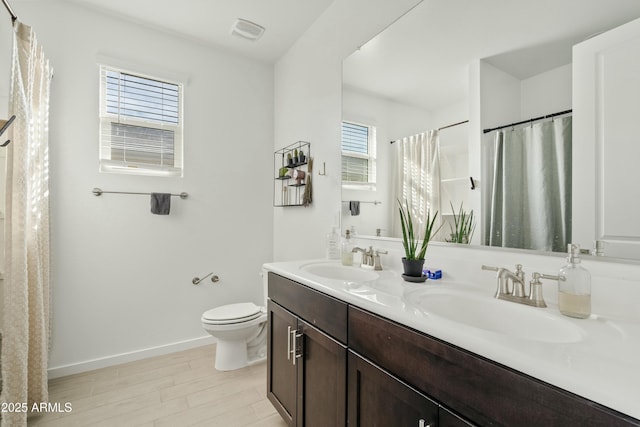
[352,246,372,266]
[372,249,388,270]
[482,264,524,297]
[503,264,526,297]
[352,246,387,270]
[482,264,563,308]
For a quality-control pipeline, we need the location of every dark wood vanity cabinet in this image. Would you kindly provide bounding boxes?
[267,273,640,427]
[267,273,347,426]
[438,407,475,427]
[349,305,640,427]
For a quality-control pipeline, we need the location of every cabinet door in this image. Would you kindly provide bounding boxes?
[573,16,640,259]
[298,319,347,427]
[267,300,298,426]
[348,351,438,427]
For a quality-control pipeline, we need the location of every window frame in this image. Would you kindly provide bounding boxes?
[98,64,184,177]
[341,120,377,190]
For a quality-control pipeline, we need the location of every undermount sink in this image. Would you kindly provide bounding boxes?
[301,262,379,283]
[408,289,584,343]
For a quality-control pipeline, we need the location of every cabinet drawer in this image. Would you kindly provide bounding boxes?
[349,306,639,427]
[268,272,348,344]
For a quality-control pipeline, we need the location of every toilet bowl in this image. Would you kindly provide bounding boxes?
[201,302,268,371]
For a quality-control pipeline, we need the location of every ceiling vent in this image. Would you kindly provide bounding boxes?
[230,19,265,41]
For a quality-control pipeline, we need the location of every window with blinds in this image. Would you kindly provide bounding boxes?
[341,121,376,187]
[99,66,183,176]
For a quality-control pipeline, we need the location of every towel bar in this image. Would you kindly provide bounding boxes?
[341,200,382,205]
[92,188,188,199]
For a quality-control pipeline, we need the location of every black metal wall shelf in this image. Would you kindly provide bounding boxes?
[274,141,311,207]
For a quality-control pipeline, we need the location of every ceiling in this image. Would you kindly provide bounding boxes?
[61,0,335,63]
[43,0,640,109]
[342,0,640,111]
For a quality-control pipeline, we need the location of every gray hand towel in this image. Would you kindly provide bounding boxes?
[151,193,171,215]
[349,201,360,216]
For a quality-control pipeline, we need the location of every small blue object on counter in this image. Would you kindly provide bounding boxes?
[424,268,442,280]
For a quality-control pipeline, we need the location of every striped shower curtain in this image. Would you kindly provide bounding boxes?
[392,130,441,239]
[1,21,52,427]
[483,117,572,252]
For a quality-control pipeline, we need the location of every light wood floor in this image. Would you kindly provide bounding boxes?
[28,345,287,427]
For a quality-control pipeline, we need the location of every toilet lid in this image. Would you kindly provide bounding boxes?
[202,302,263,323]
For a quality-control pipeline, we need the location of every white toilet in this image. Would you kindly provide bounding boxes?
[201,279,268,371]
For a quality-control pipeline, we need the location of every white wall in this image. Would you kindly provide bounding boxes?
[521,64,572,118]
[479,61,522,130]
[432,100,468,130]
[480,61,572,127]
[273,0,423,261]
[4,0,274,376]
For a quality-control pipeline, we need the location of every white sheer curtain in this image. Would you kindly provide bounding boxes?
[483,117,572,252]
[392,130,441,238]
[1,22,52,426]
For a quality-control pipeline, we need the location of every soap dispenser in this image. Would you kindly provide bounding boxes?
[326,227,340,260]
[341,229,354,266]
[558,243,591,319]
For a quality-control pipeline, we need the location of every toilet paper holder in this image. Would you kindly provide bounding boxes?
[192,272,220,285]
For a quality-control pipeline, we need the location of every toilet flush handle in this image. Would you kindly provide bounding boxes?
[192,272,220,285]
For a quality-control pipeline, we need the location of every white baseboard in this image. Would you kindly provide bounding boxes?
[47,335,216,379]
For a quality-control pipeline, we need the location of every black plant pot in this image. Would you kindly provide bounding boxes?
[402,258,425,277]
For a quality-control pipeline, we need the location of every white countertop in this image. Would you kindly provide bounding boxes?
[263,259,640,420]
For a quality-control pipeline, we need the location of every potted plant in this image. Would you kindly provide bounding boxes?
[398,200,440,278]
[447,202,475,244]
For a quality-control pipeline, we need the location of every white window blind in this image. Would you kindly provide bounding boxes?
[99,66,183,176]
[341,121,376,186]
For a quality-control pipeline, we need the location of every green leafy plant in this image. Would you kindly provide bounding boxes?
[448,202,475,244]
[398,200,440,260]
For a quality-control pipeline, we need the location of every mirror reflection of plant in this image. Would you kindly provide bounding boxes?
[398,200,440,260]
[448,202,475,244]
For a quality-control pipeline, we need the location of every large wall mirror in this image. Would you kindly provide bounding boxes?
[341,0,640,260]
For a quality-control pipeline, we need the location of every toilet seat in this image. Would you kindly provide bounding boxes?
[202,302,265,325]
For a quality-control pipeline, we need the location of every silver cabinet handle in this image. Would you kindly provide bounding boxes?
[418,419,431,427]
[286,325,303,365]
[291,330,303,365]
[287,326,302,365]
